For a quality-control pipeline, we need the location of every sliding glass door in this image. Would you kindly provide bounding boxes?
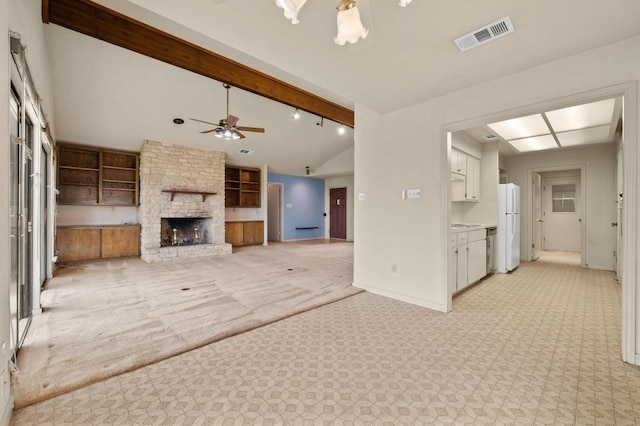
[9,83,34,354]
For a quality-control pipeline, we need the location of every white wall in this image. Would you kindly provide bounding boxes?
[505,144,616,269]
[353,32,640,362]
[324,175,354,241]
[56,205,138,226]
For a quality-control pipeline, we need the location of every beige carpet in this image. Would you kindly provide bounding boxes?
[13,241,360,408]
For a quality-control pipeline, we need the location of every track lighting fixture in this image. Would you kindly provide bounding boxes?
[292,108,300,120]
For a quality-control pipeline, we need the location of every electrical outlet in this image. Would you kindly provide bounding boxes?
[358,193,366,201]
[407,189,421,199]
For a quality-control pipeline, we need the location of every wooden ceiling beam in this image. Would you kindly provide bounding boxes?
[42,0,355,127]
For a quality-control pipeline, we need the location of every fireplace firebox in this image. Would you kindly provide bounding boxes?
[160,217,212,247]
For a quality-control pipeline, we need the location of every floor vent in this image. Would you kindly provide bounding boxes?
[454,16,514,52]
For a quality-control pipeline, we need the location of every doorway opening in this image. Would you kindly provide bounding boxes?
[267,183,283,242]
[530,168,587,267]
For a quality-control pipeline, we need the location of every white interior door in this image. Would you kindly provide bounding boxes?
[543,178,582,252]
[616,146,623,278]
[533,173,542,260]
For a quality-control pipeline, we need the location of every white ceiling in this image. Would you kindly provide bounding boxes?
[46,0,640,175]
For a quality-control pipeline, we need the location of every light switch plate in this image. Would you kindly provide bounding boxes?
[286,203,293,208]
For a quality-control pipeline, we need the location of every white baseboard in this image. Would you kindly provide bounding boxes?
[353,282,446,313]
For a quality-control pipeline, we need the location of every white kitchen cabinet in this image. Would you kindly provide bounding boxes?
[465,156,480,202]
[452,228,487,292]
[455,233,469,291]
[451,149,467,175]
[467,229,487,284]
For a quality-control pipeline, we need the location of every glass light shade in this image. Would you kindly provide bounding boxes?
[231,131,241,140]
[224,129,232,139]
[214,129,224,138]
[334,6,369,45]
[275,0,307,24]
[399,0,412,6]
[507,134,559,153]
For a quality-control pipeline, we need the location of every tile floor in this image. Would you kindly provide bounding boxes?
[11,251,640,425]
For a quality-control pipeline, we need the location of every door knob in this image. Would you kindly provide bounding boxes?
[537,219,544,223]
[612,222,618,227]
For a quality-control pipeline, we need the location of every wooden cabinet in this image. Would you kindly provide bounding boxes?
[225,165,261,208]
[56,227,102,262]
[56,225,140,262]
[57,144,139,206]
[225,221,264,246]
[101,226,141,258]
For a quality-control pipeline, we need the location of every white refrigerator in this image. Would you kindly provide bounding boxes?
[497,183,520,273]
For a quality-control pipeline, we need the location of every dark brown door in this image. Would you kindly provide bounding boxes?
[330,187,347,239]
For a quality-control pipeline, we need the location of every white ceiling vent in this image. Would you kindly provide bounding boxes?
[238,148,254,155]
[453,16,514,52]
[483,134,498,141]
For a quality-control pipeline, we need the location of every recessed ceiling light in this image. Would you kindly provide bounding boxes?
[172,118,184,124]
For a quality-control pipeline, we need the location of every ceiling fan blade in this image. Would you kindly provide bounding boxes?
[227,115,239,126]
[200,128,218,134]
[190,118,218,126]
[237,126,265,133]
[236,130,246,139]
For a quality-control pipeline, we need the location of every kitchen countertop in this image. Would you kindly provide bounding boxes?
[450,223,497,233]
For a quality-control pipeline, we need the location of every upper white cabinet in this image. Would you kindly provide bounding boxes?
[451,149,480,202]
[451,149,467,175]
[465,156,480,202]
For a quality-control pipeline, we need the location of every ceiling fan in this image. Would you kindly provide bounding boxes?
[190,84,265,140]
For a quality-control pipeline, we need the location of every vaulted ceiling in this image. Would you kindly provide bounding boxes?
[44,0,640,175]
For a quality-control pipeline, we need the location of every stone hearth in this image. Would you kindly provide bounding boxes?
[138,141,231,262]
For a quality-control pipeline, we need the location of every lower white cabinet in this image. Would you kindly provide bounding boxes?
[453,229,487,292]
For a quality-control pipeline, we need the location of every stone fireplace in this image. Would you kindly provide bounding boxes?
[138,141,231,262]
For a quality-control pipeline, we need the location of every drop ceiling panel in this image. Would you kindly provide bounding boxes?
[546,98,615,133]
[487,114,549,140]
[508,134,558,153]
[556,125,612,147]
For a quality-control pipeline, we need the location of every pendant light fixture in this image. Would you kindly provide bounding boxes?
[275,0,307,24]
[334,0,368,45]
[276,0,412,46]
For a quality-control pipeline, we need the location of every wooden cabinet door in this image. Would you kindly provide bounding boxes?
[225,222,244,246]
[57,228,101,262]
[243,221,264,245]
[102,226,140,258]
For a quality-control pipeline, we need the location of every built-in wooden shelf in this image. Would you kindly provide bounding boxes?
[162,189,217,202]
[57,143,139,206]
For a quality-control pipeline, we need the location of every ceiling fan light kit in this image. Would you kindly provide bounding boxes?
[191,84,265,141]
[277,0,412,45]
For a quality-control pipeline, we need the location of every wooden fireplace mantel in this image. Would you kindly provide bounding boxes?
[162,190,217,202]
